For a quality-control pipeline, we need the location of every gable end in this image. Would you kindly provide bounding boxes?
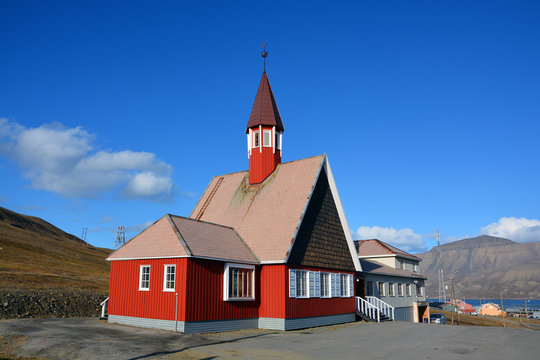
[287,168,355,271]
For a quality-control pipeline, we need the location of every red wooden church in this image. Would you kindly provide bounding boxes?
[106,70,362,333]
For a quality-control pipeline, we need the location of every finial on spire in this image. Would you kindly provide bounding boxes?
[261,43,268,72]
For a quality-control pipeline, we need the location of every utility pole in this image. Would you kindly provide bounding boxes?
[115,226,126,248]
[450,276,460,325]
[437,231,446,302]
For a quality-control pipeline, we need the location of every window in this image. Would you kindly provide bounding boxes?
[320,272,330,298]
[366,281,374,296]
[413,263,418,273]
[389,283,395,296]
[378,282,386,297]
[398,283,404,296]
[416,284,423,296]
[139,265,150,291]
[254,131,259,147]
[224,263,255,301]
[340,274,349,297]
[163,265,176,291]
[406,284,412,296]
[296,270,308,298]
[263,130,271,147]
[398,259,404,270]
[275,132,280,150]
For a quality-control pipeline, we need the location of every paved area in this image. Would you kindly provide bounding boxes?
[1,317,539,359]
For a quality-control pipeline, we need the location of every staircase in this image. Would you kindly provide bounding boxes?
[356,296,394,322]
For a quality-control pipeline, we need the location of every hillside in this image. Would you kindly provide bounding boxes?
[0,206,112,292]
[417,235,540,299]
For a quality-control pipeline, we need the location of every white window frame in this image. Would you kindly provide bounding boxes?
[340,274,349,297]
[416,284,424,296]
[296,270,309,298]
[263,129,272,147]
[223,263,255,301]
[413,263,418,273]
[406,283,412,297]
[398,283,404,297]
[378,281,386,297]
[320,272,331,298]
[139,265,150,291]
[389,283,395,297]
[163,264,176,292]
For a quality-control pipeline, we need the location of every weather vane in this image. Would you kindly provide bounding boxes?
[261,43,268,72]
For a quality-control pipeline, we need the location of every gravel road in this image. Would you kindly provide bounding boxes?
[1,317,539,359]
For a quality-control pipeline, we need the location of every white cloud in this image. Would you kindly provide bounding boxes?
[480,217,540,243]
[0,118,174,201]
[355,225,426,252]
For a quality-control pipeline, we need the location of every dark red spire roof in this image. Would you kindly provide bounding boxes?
[246,72,284,133]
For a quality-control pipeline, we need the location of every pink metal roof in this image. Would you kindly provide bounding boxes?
[107,216,187,260]
[190,155,325,262]
[170,216,258,263]
[356,239,421,260]
[245,72,284,133]
[107,215,258,263]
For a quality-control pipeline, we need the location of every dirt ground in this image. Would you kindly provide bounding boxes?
[1,317,539,360]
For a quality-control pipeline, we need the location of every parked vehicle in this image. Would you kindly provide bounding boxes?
[430,313,447,324]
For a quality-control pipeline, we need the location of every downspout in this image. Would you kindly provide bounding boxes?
[175,292,178,332]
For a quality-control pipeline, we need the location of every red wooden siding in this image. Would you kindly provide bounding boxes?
[249,126,281,184]
[259,265,287,318]
[285,266,355,319]
[184,258,259,322]
[108,258,187,321]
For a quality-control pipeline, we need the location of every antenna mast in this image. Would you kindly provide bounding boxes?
[437,230,446,302]
[115,225,126,248]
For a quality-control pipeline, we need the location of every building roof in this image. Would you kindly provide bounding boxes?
[107,215,258,264]
[246,72,284,133]
[359,259,426,279]
[355,239,421,261]
[191,154,361,270]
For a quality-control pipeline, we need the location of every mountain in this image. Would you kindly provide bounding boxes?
[0,206,112,292]
[417,235,540,299]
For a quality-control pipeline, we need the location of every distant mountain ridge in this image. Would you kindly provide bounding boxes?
[0,206,111,292]
[417,235,540,299]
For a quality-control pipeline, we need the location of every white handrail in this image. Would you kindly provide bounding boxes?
[100,297,109,318]
[356,296,380,322]
[366,296,395,321]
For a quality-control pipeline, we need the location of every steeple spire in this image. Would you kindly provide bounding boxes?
[246,66,284,184]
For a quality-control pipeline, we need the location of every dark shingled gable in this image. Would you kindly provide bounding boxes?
[287,169,355,271]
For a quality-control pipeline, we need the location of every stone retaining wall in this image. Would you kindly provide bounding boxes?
[0,289,108,319]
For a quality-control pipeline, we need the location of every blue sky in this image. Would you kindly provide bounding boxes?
[1,0,539,252]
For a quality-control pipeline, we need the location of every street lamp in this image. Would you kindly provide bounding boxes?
[500,288,508,327]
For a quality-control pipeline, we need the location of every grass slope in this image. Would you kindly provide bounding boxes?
[0,206,112,292]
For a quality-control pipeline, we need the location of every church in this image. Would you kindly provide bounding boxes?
[106,67,363,334]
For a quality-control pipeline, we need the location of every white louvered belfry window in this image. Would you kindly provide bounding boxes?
[163,265,176,291]
[139,265,150,291]
[263,129,272,147]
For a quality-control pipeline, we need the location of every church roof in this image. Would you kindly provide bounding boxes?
[246,72,284,133]
[191,154,361,270]
[355,239,421,261]
[107,215,258,264]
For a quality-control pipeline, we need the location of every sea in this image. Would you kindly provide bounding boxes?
[427,298,540,311]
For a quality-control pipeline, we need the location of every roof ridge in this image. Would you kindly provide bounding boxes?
[167,214,192,256]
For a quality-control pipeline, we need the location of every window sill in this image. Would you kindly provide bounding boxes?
[224,297,255,302]
[138,288,150,291]
[163,289,175,292]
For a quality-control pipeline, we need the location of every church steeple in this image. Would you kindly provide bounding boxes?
[246,71,284,184]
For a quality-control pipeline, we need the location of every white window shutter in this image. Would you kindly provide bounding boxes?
[289,270,296,298]
[331,273,336,297]
[336,274,341,297]
[349,274,354,297]
[315,271,320,297]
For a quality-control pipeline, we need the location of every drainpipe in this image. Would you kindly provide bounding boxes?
[175,293,178,332]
